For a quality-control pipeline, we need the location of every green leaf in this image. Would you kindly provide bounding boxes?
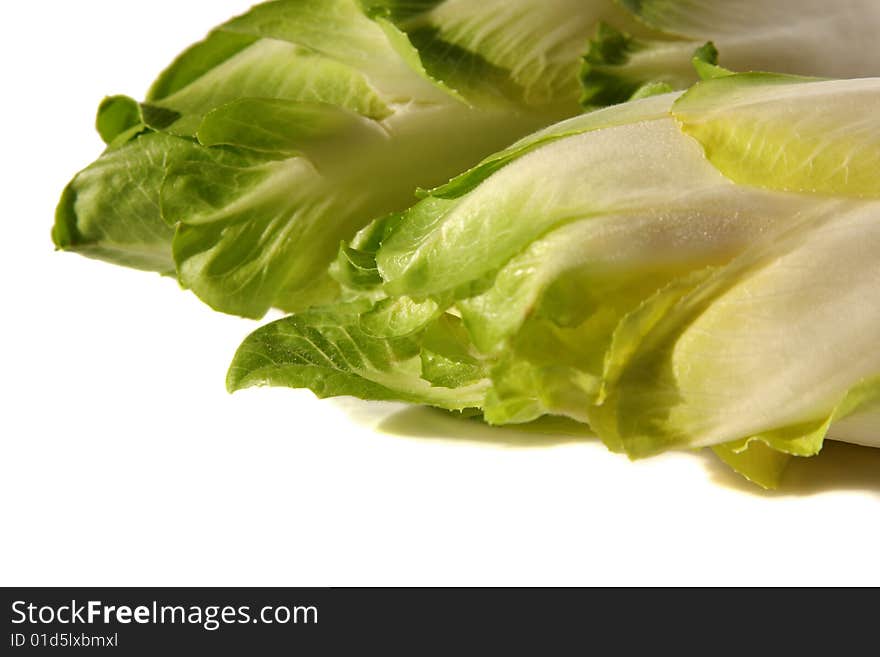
[228,302,488,410]
[714,379,880,488]
[150,38,394,137]
[583,1,880,111]
[95,95,145,146]
[627,80,675,100]
[165,151,339,318]
[580,22,695,108]
[378,93,792,301]
[591,201,880,458]
[360,296,442,338]
[59,0,880,320]
[224,71,880,485]
[196,100,378,157]
[53,132,197,273]
[712,441,792,490]
[429,91,678,199]
[61,0,618,317]
[674,74,880,198]
[419,313,488,388]
[691,41,731,80]
[421,0,651,104]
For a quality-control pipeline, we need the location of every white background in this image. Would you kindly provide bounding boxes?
[2,1,879,587]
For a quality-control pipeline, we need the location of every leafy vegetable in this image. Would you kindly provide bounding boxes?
[55,0,880,318]
[581,0,880,107]
[55,0,644,317]
[230,74,880,487]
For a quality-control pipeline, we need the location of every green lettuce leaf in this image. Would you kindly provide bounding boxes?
[55,0,610,318]
[56,0,880,319]
[585,0,880,108]
[230,73,880,486]
[228,302,488,411]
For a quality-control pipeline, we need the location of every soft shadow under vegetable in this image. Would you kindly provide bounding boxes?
[333,399,880,496]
